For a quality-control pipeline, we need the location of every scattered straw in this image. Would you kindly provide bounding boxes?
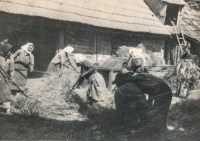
[13,67,87,121]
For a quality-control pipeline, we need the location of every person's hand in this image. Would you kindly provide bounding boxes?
[122,62,127,68]
[4,77,9,84]
[80,73,85,77]
[30,69,34,72]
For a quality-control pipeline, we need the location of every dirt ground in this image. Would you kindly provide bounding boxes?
[0,78,200,140]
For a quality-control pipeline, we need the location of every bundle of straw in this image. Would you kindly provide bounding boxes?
[13,68,87,121]
[115,46,166,66]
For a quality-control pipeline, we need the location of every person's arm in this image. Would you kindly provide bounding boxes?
[131,74,139,82]
[3,58,14,82]
[68,58,79,73]
[11,49,21,60]
[81,61,96,77]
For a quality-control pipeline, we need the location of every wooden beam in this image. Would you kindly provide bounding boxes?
[94,33,97,62]
[108,69,113,92]
[177,6,181,26]
[56,30,65,54]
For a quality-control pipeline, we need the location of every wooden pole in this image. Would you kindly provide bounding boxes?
[174,46,177,65]
[176,6,181,26]
[108,69,113,92]
[94,33,97,62]
[177,45,180,62]
[56,30,65,54]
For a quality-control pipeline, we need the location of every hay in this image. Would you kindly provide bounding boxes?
[115,46,129,57]
[116,45,166,66]
[13,67,87,121]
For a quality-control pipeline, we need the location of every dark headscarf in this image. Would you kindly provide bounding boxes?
[0,43,13,57]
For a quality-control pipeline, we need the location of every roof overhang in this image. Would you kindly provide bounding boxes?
[162,0,186,5]
[0,0,171,36]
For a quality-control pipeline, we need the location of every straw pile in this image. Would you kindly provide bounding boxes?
[115,46,129,57]
[116,45,165,66]
[13,67,87,121]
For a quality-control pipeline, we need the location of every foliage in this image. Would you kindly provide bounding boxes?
[164,59,199,97]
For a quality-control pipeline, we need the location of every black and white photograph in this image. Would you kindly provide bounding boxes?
[0,0,200,140]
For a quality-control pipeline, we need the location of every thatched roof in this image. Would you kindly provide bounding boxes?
[166,5,200,42]
[163,0,186,5]
[0,0,170,35]
[181,5,200,42]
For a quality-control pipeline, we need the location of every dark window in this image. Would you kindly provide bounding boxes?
[164,4,180,25]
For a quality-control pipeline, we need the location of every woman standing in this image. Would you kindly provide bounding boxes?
[0,43,15,114]
[11,43,34,91]
[47,46,75,72]
[74,54,107,108]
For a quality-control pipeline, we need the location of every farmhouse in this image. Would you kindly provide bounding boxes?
[0,0,170,72]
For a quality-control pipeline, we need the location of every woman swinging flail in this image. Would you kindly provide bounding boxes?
[71,54,108,109]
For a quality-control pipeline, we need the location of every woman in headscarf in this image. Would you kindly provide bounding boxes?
[11,43,34,91]
[122,52,144,73]
[47,46,75,72]
[74,54,107,108]
[0,43,15,114]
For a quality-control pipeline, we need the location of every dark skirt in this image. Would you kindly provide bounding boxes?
[114,83,146,123]
[145,83,173,130]
[0,72,13,103]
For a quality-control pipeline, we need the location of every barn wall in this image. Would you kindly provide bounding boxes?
[0,12,60,76]
[190,42,200,66]
[0,12,168,73]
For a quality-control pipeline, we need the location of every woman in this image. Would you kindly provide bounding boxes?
[0,43,14,114]
[113,71,149,128]
[74,54,107,108]
[131,73,172,131]
[47,46,75,72]
[181,46,193,60]
[11,43,34,91]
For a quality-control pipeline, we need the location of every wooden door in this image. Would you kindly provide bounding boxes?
[96,34,111,64]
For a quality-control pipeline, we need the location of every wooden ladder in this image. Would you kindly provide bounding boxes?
[171,21,186,55]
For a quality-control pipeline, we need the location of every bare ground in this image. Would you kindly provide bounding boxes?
[0,78,200,140]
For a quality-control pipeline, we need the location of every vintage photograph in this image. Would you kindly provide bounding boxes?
[0,0,200,140]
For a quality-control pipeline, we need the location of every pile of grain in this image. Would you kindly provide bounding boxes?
[13,67,87,121]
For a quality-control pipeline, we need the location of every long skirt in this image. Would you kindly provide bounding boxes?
[0,72,13,103]
[147,83,172,130]
[86,72,107,107]
[114,83,148,125]
[11,63,28,91]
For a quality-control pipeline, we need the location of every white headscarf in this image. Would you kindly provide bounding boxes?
[21,43,34,54]
[74,54,89,64]
[62,46,74,54]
